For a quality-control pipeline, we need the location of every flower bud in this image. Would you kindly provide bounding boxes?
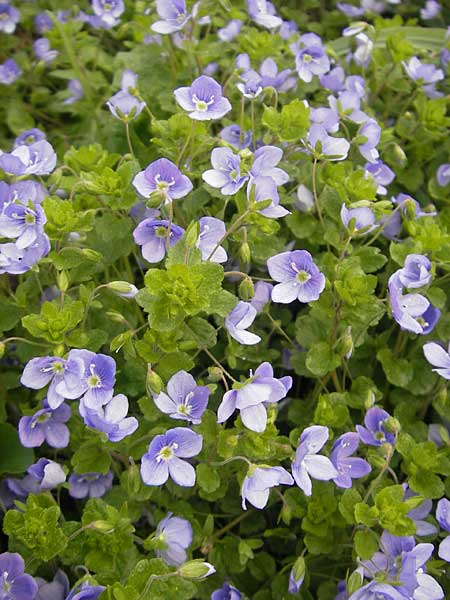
[207,366,223,382]
[240,242,251,264]
[91,520,115,533]
[385,416,401,435]
[178,560,216,580]
[295,184,314,213]
[105,310,128,324]
[147,366,163,395]
[347,570,363,595]
[125,460,141,495]
[107,281,138,299]
[238,277,254,301]
[185,221,200,249]
[338,327,353,359]
[82,248,103,262]
[391,144,407,168]
[0,342,5,359]
[53,344,66,357]
[289,556,306,593]
[57,270,70,293]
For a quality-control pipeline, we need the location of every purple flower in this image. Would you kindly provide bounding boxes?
[21,355,85,409]
[120,69,138,92]
[133,158,193,203]
[152,0,191,34]
[307,125,350,161]
[58,349,116,409]
[220,125,252,150]
[295,35,330,83]
[381,193,436,240]
[250,281,273,313]
[353,33,373,68]
[106,91,145,121]
[0,140,57,176]
[267,250,326,304]
[241,465,293,509]
[68,471,113,499]
[364,160,395,195]
[423,342,450,380]
[291,425,338,496]
[14,129,46,148]
[421,0,440,19]
[0,59,21,84]
[248,176,290,219]
[91,0,124,27]
[140,427,202,487]
[397,254,431,289]
[436,498,450,561]
[0,553,38,600]
[66,582,106,600]
[247,0,282,29]
[174,76,232,121]
[218,19,242,42]
[330,432,371,488]
[225,301,261,345]
[403,57,444,86]
[153,370,210,424]
[403,485,437,536]
[279,20,298,40]
[197,217,227,263]
[34,38,58,65]
[288,558,306,594]
[18,401,71,449]
[27,458,66,491]
[35,570,69,600]
[358,119,381,163]
[340,204,376,235]
[154,513,193,566]
[217,362,292,432]
[388,273,440,335]
[211,582,242,600]
[356,407,395,447]
[133,219,185,263]
[35,12,54,34]
[63,79,83,105]
[0,202,46,249]
[0,234,50,275]
[202,148,248,196]
[437,164,450,187]
[79,393,138,442]
[249,145,289,185]
[319,66,345,92]
[328,91,368,124]
[0,4,20,34]
[337,2,365,16]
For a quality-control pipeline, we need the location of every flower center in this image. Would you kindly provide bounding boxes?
[31,412,51,428]
[155,173,175,192]
[303,53,312,63]
[296,270,311,283]
[156,442,178,462]
[87,363,101,388]
[155,226,167,238]
[192,94,215,112]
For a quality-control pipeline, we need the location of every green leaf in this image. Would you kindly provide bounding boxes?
[306,342,341,377]
[0,423,34,474]
[377,348,413,388]
[196,463,220,494]
[354,530,378,560]
[71,439,112,475]
[409,470,445,499]
[3,494,68,561]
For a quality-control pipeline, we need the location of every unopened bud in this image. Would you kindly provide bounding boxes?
[391,144,407,168]
[385,416,401,435]
[105,310,128,324]
[347,570,363,595]
[107,281,138,298]
[295,184,314,213]
[147,366,163,395]
[364,391,376,410]
[240,242,251,264]
[207,366,223,382]
[178,560,216,580]
[0,342,5,359]
[402,198,417,221]
[82,248,103,262]
[290,556,306,592]
[185,221,200,249]
[53,344,66,357]
[239,277,254,301]
[339,327,353,359]
[125,460,141,495]
[57,270,70,292]
[91,520,115,533]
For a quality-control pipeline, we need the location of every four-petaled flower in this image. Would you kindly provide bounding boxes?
[0,552,38,600]
[133,158,193,204]
[140,427,203,487]
[330,432,372,488]
[356,407,396,447]
[217,362,292,432]
[241,465,293,509]
[153,370,210,424]
[174,76,232,121]
[267,250,326,304]
[202,147,248,196]
[225,301,261,345]
[79,393,138,442]
[423,342,450,380]
[154,513,193,566]
[133,218,185,263]
[291,425,338,496]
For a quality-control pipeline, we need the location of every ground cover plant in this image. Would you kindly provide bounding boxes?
[0,0,450,598]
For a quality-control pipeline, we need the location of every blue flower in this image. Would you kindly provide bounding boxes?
[174,76,232,121]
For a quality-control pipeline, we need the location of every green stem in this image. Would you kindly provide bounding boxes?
[124,122,134,156]
[206,209,252,261]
